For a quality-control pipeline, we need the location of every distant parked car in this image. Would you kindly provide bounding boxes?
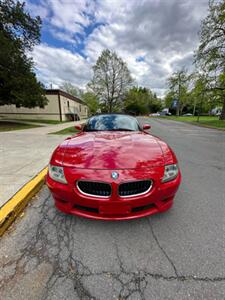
[182,113,193,116]
[149,112,160,116]
[210,107,222,116]
[159,111,171,116]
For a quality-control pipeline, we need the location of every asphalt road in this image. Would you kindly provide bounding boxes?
[1,117,225,300]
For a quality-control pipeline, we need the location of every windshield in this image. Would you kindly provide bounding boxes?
[83,115,140,132]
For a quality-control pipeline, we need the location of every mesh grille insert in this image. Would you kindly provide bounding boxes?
[119,180,152,196]
[77,181,111,197]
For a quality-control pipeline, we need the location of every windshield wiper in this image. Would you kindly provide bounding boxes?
[111,128,134,131]
[84,129,104,132]
[84,128,135,132]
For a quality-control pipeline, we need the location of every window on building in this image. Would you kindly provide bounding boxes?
[79,105,81,112]
[67,101,70,107]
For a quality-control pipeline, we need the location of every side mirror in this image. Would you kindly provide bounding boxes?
[75,124,82,131]
[143,124,151,130]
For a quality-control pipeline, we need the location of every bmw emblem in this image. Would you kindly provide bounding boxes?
[111,171,119,180]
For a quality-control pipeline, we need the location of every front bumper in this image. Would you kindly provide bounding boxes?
[46,167,181,220]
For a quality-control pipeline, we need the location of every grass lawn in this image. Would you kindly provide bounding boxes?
[0,121,42,132]
[6,119,69,125]
[157,116,225,130]
[50,126,79,135]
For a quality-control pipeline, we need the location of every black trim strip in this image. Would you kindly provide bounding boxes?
[57,92,62,122]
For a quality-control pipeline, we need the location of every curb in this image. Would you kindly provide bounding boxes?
[188,121,225,131]
[155,117,225,131]
[0,167,48,237]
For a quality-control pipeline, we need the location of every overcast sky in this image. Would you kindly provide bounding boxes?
[26,0,209,97]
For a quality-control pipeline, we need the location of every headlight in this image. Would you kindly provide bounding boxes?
[162,164,179,183]
[48,165,67,184]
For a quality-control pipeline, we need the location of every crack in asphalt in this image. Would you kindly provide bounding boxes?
[112,242,148,300]
[1,188,225,300]
[147,218,179,277]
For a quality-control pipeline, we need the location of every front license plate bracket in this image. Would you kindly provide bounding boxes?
[99,204,130,215]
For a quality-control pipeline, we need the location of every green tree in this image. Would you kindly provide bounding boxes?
[124,86,162,115]
[167,69,191,115]
[82,92,99,115]
[88,49,133,113]
[189,74,210,117]
[149,92,163,113]
[164,91,175,109]
[195,0,225,119]
[124,87,149,115]
[0,0,47,108]
[60,82,82,97]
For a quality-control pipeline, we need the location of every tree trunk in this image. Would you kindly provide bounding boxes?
[109,101,112,113]
[179,107,183,116]
[197,92,204,122]
[219,96,225,120]
[176,101,180,116]
[193,98,197,116]
[180,103,185,116]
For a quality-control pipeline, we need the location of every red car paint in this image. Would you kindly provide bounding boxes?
[47,123,181,220]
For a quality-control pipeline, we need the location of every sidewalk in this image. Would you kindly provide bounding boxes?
[0,120,84,207]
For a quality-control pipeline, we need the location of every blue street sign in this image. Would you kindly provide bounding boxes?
[172,99,178,108]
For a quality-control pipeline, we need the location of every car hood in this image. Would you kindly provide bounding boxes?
[62,131,165,169]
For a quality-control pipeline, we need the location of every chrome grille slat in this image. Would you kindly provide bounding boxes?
[119,180,152,197]
[77,181,111,197]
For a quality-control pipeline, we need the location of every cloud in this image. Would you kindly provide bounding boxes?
[25,0,49,19]
[84,0,208,96]
[27,0,96,42]
[32,44,92,88]
[27,0,209,97]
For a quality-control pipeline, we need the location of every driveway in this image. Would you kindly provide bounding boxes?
[0,121,83,207]
[0,117,225,299]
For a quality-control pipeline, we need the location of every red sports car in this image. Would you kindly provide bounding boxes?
[46,114,181,220]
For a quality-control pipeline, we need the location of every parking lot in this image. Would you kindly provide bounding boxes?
[0,117,225,299]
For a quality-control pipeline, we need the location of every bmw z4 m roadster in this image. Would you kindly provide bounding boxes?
[47,114,181,220]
